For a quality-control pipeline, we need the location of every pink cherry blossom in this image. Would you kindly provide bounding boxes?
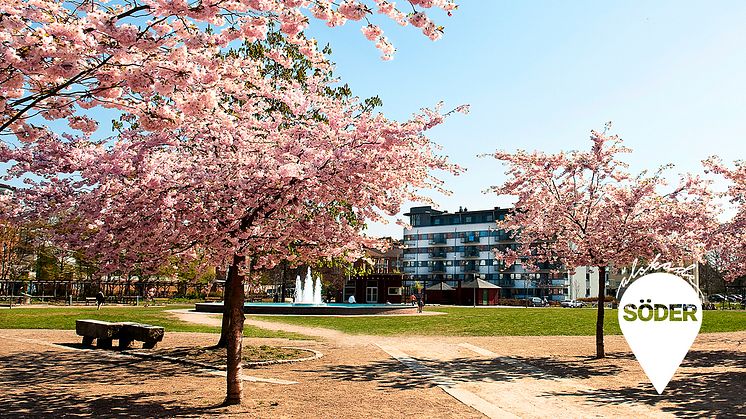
[0,0,462,407]
[362,24,384,41]
[703,157,746,281]
[0,0,459,144]
[489,128,717,358]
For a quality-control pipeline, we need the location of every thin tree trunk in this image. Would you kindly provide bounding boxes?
[224,254,246,405]
[216,267,231,348]
[595,266,607,359]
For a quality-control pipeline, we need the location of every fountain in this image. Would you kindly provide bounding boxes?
[294,267,323,305]
[294,275,302,303]
[313,276,322,304]
[195,267,414,315]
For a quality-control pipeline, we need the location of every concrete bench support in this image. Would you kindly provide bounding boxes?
[118,322,165,349]
[76,319,122,348]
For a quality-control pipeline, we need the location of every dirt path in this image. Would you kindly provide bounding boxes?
[169,309,432,346]
[169,308,223,327]
[171,309,745,418]
[0,328,479,418]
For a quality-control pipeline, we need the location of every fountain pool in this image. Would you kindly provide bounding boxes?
[193,301,416,315]
[194,267,416,315]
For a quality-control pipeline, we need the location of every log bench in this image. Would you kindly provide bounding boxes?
[76,319,164,349]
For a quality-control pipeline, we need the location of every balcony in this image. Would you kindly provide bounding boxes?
[403,254,418,260]
[551,279,569,287]
[429,265,447,273]
[461,235,480,244]
[429,251,448,259]
[462,250,480,259]
[461,265,480,274]
[429,236,448,246]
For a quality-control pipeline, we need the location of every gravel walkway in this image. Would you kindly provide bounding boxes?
[1,310,742,418]
[173,309,745,418]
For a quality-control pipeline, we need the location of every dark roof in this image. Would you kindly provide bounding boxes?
[427,282,455,291]
[461,279,501,289]
[404,206,512,227]
[364,239,403,258]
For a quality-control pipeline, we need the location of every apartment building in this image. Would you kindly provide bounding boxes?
[402,206,569,301]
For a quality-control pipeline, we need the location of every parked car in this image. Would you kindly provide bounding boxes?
[708,294,726,302]
[529,297,547,307]
[561,299,585,308]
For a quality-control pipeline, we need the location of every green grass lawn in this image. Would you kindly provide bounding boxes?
[255,306,746,337]
[0,305,307,340]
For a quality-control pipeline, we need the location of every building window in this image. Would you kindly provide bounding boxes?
[388,287,402,295]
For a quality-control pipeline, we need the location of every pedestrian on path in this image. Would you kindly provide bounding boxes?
[95,291,105,310]
[417,294,424,313]
[144,287,155,307]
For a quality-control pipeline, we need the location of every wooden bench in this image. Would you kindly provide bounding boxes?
[85,297,97,306]
[76,319,164,349]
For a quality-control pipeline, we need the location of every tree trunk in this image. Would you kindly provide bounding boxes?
[223,254,246,406]
[215,267,231,349]
[595,266,607,359]
[280,261,287,302]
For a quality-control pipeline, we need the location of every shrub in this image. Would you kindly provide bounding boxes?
[499,298,529,306]
[578,295,618,303]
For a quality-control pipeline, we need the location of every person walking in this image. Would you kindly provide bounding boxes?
[417,293,425,313]
[144,287,156,307]
[95,291,105,310]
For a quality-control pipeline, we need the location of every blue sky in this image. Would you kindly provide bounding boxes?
[305,1,746,238]
[7,2,743,238]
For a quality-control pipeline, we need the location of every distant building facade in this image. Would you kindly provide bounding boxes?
[402,206,569,301]
[567,266,612,300]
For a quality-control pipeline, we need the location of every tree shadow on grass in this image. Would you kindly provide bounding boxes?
[0,349,227,418]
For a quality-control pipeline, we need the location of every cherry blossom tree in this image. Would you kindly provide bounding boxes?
[703,157,746,281]
[2,0,464,406]
[8,82,466,404]
[488,127,716,358]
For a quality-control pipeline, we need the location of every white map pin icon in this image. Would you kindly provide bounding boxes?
[618,272,702,394]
